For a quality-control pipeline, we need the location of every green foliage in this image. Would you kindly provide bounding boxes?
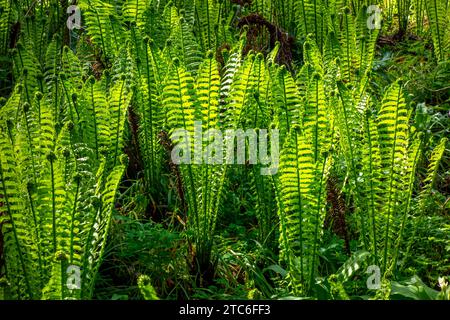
[0,0,448,301]
[426,0,450,62]
[0,79,129,299]
[79,0,126,59]
[390,275,439,300]
[277,129,330,294]
[0,4,131,297]
[138,275,160,300]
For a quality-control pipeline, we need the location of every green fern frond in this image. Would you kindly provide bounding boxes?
[0,127,37,299]
[272,66,302,147]
[426,0,450,62]
[138,275,159,300]
[13,43,42,96]
[0,0,12,55]
[421,137,448,195]
[303,73,331,162]
[107,80,132,168]
[164,60,197,135]
[133,39,166,188]
[277,128,330,294]
[123,0,150,27]
[81,159,126,298]
[194,0,220,50]
[168,8,203,75]
[297,0,326,49]
[79,0,126,58]
[376,81,410,272]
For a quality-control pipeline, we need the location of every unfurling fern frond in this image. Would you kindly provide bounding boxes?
[138,275,160,300]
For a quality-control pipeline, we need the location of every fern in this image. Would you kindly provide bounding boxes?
[376,81,410,272]
[272,65,302,146]
[133,37,167,190]
[138,275,160,300]
[167,8,203,75]
[0,69,130,299]
[79,0,126,59]
[277,128,330,294]
[0,127,37,299]
[194,0,220,51]
[81,159,126,298]
[426,0,450,62]
[123,0,150,27]
[401,137,448,272]
[163,53,227,279]
[0,0,12,55]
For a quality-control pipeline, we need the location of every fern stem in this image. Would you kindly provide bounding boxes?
[313,0,318,50]
[60,260,65,299]
[109,16,120,53]
[89,83,99,160]
[344,12,352,83]
[80,201,101,298]
[69,180,80,263]
[174,67,200,241]
[300,0,308,38]
[61,78,80,123]
[50,157,57,254]
[144,42,155,185]
[364,115,378,263]
[432,0,442,61]
[313,77,319,162]
[206,0,212,49]
[54,77,59,126]
[200,58,215,265]
[293,134,305,285]
[94,8,107,57]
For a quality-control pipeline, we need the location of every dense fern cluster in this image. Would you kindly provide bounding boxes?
[0,0,448,300]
